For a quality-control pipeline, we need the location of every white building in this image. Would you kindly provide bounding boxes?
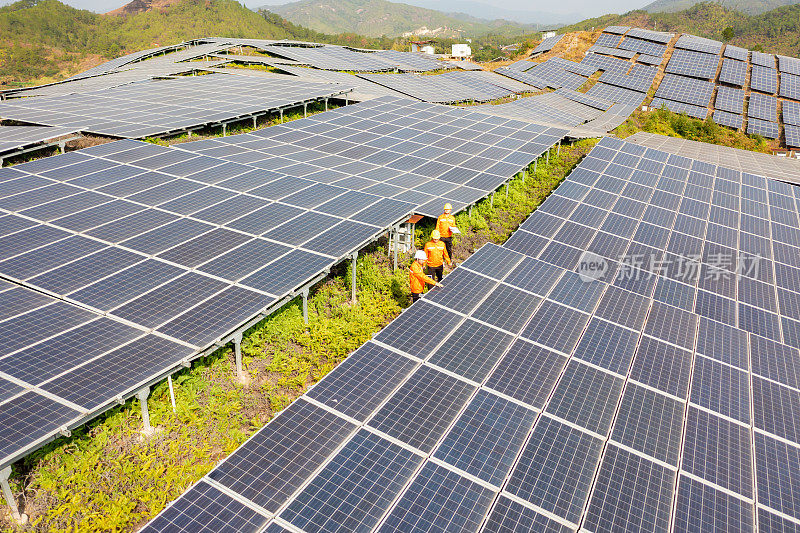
[411,41,436,54]
[542,30,557,39]
[452,43,472,58]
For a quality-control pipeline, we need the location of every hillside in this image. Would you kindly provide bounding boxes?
[642,0,800,16]
[561,2,800,56]
[0,0,392,88]
[260,0,536,38]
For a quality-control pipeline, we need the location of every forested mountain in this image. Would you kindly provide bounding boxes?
[642,0,800,16]
[261,0,536,38]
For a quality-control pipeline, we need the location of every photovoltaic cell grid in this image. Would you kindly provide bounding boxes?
[0,94,570,471]
[714,85,745,114]
[0,74,352,139]
[675,34,723,54]
[650,98,709,120]
[587,45,637,60]
[665,49,720,79]
[719,58,747,86]
[148,134,800,533]
[713,110,744,129]
[724,45,749,61]
[0,126,79,158]
[618,37,667,58]
[532,34,565,55]
[177,94,568,217]
[654,73,715,107]
[751,65,778,94]
[748,92,778,121]
[782,73,800,101]
[357,71,529,104]
[627,28,673,44]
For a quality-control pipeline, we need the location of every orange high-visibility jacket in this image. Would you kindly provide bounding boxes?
[424,240,450,268]
[410,261,436,294]
[437,214,457,238]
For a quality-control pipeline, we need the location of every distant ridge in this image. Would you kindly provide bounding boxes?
[642,0,800,16]
[260,0,539,37]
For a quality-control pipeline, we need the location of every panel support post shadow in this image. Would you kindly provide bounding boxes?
[302,288,309,325]
[136,387,153,434]
[0,466,26,525]
[232,332,247,385]
[351,252,358,304]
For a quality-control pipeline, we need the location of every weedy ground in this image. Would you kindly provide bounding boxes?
[0,139,596,533]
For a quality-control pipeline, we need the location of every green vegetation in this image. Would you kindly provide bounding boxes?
[0,135,596,533]
[264,0,536,38]
[614,105,772,152]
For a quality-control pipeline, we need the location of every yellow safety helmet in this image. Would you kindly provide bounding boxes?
[443,203,452,211]
[431,229,441,239]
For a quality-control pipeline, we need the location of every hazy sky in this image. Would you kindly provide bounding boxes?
[1,0,648,18]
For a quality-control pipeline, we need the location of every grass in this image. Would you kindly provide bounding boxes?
[614,105,775,153]
[0,138,596,533]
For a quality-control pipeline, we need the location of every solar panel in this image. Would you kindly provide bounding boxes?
[748,92,778,120]
[748,118,781,139]
[532,34,565,55]
[675,34,723,54]
[433,389,536,485]
[724,45,749,61]
[595,33,622,48]
[714,85,745,113]
[650,98,709,119]
[655,74,714,106]
[618,37,667,57]
[719,58,747,86]
[666,49,720,79]
[673,475,754,533]
[752,51,776,68]
[279,429,422,532]
[751,65,778,94]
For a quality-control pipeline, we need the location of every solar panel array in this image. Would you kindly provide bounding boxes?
[493,67,549,90]
[724,45,749,61]
[525,60,588,90]
[146,134,800,533]
[262,45,397,72]
[532,34,565,55]
[627,131,800,184]
[467,92,607,130]
[618,37,667,58]
[747,118,781,139]
[0,126,79,158]
[599,68,657,92]
[581,53,631,75]
[586,82,647,106]
[665,49,720,80]
[786,124,800,148]
[785,100,800,126]
[780,55,800,75]
[626,27,673,44]
[713,109,744,129]
[0,75,351,139]
[356,71,530,104]
[0,94,567,472]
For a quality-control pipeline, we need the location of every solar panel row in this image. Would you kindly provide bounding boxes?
[145,134,800,533]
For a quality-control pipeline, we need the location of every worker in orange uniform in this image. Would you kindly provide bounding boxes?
[424,229,451,282]
[436,203,458,264]
[410,250,441,303]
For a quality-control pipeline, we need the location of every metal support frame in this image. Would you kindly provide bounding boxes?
[136,387,152,432]
[325,98,329,111]
[557,141,561,155]
[490,192,495,208]
[222,122,228,136]
[232,332,246,384]
[351,252,358,304]
[546,149,550,164]
[302,288,309,325]
[1,466,25,525]
[279,109,284,124]
[393,225,399,270]
[304,103,308,117]
[252,116,258,128]
[167,376,177,413]
[505,182,510,198]
[522,170,526,184]
[534,160,538,173]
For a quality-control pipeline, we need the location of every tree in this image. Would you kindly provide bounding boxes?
[722,26,734,41]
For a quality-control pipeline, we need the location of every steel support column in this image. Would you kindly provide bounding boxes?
[393,225,398,270]
[557,141,561,155]
[1,466,25,525]
[351,252,358,304]
[302,289,309,325]
[232,333,246,384]
[136,387,152,432]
